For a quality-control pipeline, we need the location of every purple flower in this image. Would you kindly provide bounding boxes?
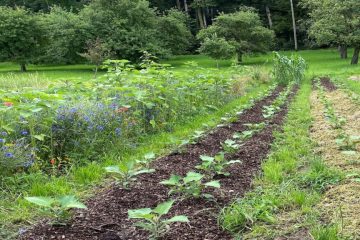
[0,138,4,143]
[115,128,122,136]
[97,125,105,131]
[5,152,14,158]
[1,132,7,136]
[21,130,28,136]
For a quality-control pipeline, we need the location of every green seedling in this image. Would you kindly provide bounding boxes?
[136,152,156,169]
[160,171,220,199]
[196,152,241,177]
[262,105,278,119]
[25,195,87,225]
[105,161,155,189]
[336,133,360,152]
[221,139,240,154]
[190,130,205,144]
[128,200,189,240]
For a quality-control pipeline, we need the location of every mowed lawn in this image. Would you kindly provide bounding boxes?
[0,48,359,90]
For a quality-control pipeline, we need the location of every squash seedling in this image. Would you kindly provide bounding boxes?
[25,195,87,225]
[221,139,240,154]
[160,171,220,199]
[196,152,241,177]
[128,200,189,240]
[136,152,156,169]
[105,161,155,189]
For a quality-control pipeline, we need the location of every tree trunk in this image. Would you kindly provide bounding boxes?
[290,0,298,51]
[235,52,243,64]
[351,47,360,64]
[176,0,181,10]
[196,8,205,29]
[202,8,207,28]
[184,0,188,12]
[20,63,27,72]
[94,65,99,79]
[265,5,273,28]
[339,45,348,59]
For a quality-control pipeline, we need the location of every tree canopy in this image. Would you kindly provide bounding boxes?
[197,8,275,62]
[0,7,45,71]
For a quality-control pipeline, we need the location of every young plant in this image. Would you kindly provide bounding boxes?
[160,171,220,199]
[190,130,205,144]
[128,200,189,240]
[105,161,155,189]
[25,195,87,225]
[196,152,241,177]
[136,152,156,169]
[336,133,360,153]
[221,139,240,154]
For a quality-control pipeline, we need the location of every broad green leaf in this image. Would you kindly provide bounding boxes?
[33,134,46,141]
[164,215,189,223]
[59,196,87,210]
[104,166,121,174]
[227,160,242,165]
[200,155,214,162]
[144,152,155,160]
[128,208,152,219]
[204,180,221,188]
[160,175,181,185]
[150,119,156,128]
[153,200,174,215]
[183,172,203,183]
[133,169,156,176]
[31,108,43,113]
[25,196,55,208]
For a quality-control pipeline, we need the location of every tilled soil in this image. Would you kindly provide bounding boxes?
[20,86,298,240]
[320,77,337,91]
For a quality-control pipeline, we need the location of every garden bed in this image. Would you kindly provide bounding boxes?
[21,85,299,240]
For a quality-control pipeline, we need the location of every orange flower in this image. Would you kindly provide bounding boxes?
[115,107,129,113]
[50,159,56,165]
[3,102,13,107]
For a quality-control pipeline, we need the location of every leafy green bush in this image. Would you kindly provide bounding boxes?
[272,52,307,85]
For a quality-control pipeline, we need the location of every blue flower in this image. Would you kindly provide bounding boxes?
[21,130,28,136]
[70,108,77,114]
[5,152,14,158]
[0,138,4,143]
[1,132,7,136]
[97,125,105,131]
[115,128,122,136]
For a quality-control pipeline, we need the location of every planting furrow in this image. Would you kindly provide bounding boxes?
[21,85,299,240]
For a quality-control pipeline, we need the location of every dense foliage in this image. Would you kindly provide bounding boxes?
[0,60,245,175]
[197,8,275,62]
[302,0,360,64]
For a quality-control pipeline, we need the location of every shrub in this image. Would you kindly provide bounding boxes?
[272,52,307,85]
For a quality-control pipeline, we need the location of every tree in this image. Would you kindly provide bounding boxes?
[0,7,45,71]
[80,0,165,62]
[197,8,275,63]
[79,38,110,78]
[302,0,360,64]
[157,9,194,55]
[40,6,89,64]
[198,35,235,67]
[290,0,298,50]
[0,0,89,12]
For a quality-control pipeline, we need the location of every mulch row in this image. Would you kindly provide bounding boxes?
[21,85,298,240]
[320,77,337,91]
